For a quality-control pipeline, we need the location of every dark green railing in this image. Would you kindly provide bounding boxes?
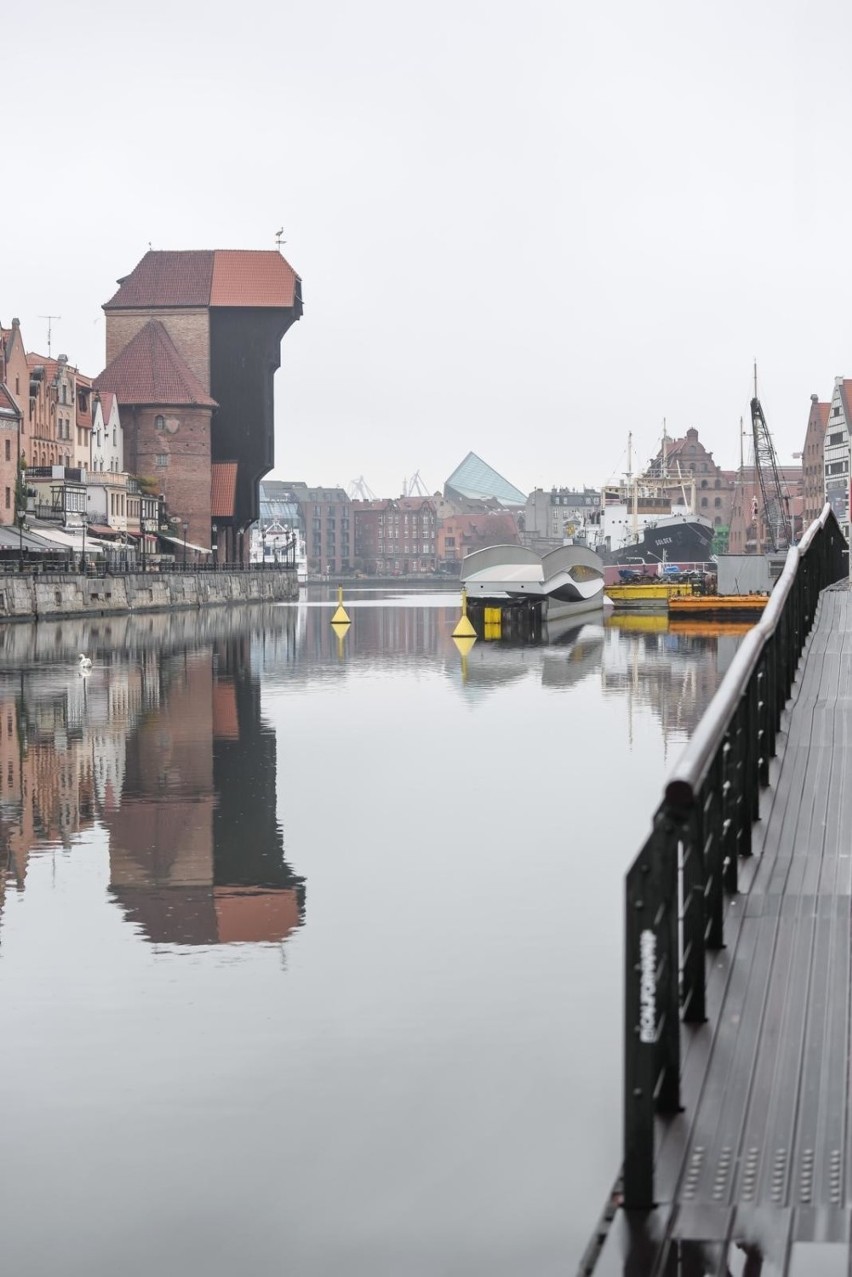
[623,504,848,1210]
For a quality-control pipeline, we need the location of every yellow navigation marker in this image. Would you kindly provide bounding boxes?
[452,634,476,658]
[452,587,477,639]
[331,583,350,625]
[453,632,476,682]
[332,619,351,658]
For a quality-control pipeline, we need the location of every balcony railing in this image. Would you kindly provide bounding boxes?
[26,466,85,482]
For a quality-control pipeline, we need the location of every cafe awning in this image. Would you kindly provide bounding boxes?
[157,533,212,555]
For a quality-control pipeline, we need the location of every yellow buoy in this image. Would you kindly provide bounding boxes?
[332,619,350,657]
[453,632,476,682]
[452,634,476,658]
[452,587,477,639]
[331,583,350,625]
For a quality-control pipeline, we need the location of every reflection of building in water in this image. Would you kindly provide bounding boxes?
[295,601,451,670]
[0,609,305,946]
[600,627,723,743]
[107,644,304,947]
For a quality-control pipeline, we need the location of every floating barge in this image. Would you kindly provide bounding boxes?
[668,593,769,620]
[604,581,695,610]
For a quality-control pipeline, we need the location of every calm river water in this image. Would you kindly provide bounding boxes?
[0,588,744,1275]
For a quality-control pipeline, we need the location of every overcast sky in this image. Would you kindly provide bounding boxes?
[4,1,851,498]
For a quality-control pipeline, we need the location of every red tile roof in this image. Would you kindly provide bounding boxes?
[105,251,215,309]
[105,250,300,310]
[94,320,217,408]
[210,250,299,308]
[210,461,238,517]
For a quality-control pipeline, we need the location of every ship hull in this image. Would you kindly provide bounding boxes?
[600,518,714,566]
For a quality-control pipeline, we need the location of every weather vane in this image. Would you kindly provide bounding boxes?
[275,228,286,250]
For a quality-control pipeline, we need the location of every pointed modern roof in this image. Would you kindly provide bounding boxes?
[444,452,526,507]
[104,250,301,310]
[96,390,117,422]
[93,320,217,408]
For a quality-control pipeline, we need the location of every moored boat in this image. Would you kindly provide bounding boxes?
[460,543,606,623]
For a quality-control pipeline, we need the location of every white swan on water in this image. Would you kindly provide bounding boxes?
[78,654,92,672]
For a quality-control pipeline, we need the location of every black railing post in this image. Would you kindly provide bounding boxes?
[624,841,660,1208]
[653,815,681,1114]
[678,800,706,1024]
[756,658,770,787]
[720,732,738,893]
[702,761,725,950]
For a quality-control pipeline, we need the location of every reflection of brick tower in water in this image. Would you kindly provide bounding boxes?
[211,635,305,941]
[107,645,304,947]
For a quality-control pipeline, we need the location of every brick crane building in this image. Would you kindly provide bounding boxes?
[95,250,302,560]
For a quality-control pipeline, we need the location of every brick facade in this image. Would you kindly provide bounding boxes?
[106,309,210,389]
[123,404,213,549]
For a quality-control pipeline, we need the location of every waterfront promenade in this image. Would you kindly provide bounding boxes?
[592,573,852,1273]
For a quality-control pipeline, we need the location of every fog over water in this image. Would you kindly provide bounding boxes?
[0,592,744,1273]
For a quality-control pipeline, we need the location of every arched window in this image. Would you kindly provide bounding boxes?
[714,497,722,508]
[155,415,165,433]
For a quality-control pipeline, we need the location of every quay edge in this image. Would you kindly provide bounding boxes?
[0,568,299,623]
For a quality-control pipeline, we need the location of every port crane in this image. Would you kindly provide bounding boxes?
[750,369,793,552]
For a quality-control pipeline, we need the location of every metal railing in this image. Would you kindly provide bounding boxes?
[623,504,847,1210]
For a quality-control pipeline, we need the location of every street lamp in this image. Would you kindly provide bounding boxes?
[80,513,88,574]
[211,523,218,570]
[140,518,147,571]
[182,520,188,569]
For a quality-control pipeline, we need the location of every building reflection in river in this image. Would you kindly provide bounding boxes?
[0,617,304,951]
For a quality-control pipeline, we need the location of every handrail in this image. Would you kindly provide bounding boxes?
[623,504,847,1210]
[664,505,836,807]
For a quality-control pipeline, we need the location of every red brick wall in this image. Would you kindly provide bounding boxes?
[106,309,210,389]
[129,405,212,549]
[0,426,18,524]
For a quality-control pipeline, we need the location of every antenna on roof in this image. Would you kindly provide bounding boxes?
[275,228,286,250]
[38,315,61,357]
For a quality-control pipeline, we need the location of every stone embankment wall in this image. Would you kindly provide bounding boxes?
[0,569,299,622]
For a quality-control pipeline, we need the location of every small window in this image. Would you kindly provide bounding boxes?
[4,488,9,510]
[4,440,9,462]
[156,453,168,467]
[714,497,722,508]
[155,415,165,432]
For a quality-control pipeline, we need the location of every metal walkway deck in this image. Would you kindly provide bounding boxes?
[595,581,852,1275]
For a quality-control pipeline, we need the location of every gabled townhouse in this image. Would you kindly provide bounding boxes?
[801,393,830,527]
[87,391,128,536]
[91,391,124,473]
[74,373,93,471]
[822,377,852,543]
[0,385,21,525]
[0,324,24,526]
